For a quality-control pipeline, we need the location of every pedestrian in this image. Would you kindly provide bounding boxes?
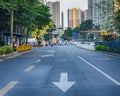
[45,42,48,46]
[13,41,17,48]
[51,42,54,46]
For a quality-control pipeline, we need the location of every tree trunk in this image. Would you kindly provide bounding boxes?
[10,10,14,46]
[26,28,29,44]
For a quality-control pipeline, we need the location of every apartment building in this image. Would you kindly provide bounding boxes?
[88,0,93,20]
[46,1,60,28]
[91,0,115,31]
[68,8,86,28]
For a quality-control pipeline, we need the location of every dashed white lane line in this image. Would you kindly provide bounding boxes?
[0,81,18,96]
[78,56,120,86]
[35,59,41,63]
[24,65,35,72]
[98,58,110,60]
[41,55,54,58]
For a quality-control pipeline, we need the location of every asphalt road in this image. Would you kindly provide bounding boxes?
[0,45,120,96]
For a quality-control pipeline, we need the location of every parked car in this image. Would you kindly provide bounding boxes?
[58,40,64,45]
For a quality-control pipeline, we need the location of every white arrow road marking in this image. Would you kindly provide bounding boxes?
[24,65,35,72]
[78,56,120,86]
[0,81,18,96]
[35,59,41,63]
[53,73,75,92]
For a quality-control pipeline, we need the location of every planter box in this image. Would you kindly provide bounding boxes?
[16,44,32,52]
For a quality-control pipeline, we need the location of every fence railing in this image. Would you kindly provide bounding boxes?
[95,42,120,54]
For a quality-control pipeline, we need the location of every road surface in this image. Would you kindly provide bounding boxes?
[0,45,120,96]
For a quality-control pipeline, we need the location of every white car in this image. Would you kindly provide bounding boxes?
[58,40,64,45]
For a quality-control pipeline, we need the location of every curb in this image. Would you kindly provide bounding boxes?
[0,52,17,59]
[76,44,120,57]
[95,50,120,57]
[0,50,31,59]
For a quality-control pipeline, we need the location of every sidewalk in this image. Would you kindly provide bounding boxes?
[76,42,95,50]
[0,50,30,59]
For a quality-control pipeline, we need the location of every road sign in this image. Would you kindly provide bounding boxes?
[72,31,76,36]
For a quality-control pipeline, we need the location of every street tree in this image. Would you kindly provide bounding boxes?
[0,0,18,46]
[34,4,51,29]
[0,0,51,45]
[62,28,73,40]
[79,20,93,31]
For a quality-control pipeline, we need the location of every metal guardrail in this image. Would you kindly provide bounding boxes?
[95,42,120,54]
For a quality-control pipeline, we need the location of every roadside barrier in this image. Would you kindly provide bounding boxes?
[16,44,32,52]
[76,42,95,50]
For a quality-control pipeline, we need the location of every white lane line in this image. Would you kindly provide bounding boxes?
[98,58,110,60]
[35,59,41,63]
[41,55,54,58]
[0,81,18,96]
[88,53,96,56]
[78,56,120,86]
[24,65,35,72]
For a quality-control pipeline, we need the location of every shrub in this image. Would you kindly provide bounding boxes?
[95,45,109,51]
[95,45,101,50]
[0,47,4,55]
[100,46,109,51]
[0,46,13,55]
[4,46,13,54]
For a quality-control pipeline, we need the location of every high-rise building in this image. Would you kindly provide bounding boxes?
[68,8,86,28]
[46,1,60,28]
[68,8,79,28]
[91,0,115,31]
[84,9,88,20]
[92,0,100,25]
[88,0,93,20]
[81,10,85,22]
[68,9,72,28]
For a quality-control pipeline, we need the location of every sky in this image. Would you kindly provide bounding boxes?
[47,0,88,27]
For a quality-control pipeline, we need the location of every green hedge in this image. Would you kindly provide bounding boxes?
[0,46,13,55]
[95,45,109,51]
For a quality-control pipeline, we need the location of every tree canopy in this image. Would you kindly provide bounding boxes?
[79,20,93,31]
[62,28,73,40]
[0,0,52,34]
